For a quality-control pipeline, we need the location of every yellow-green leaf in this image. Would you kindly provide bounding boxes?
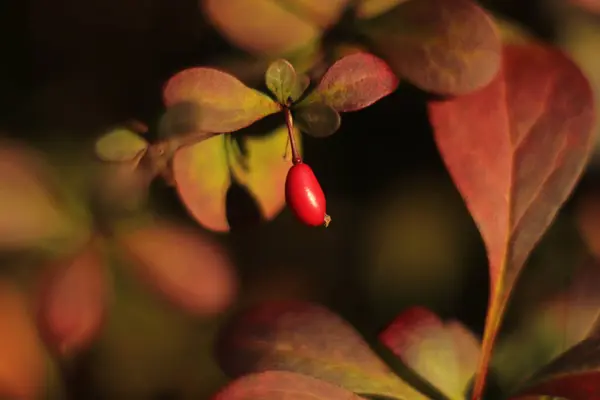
[95,128,148,162]
[172,126,301,232]
[163,67,281,133]
[380,307,480,400]
[201,0,347,56]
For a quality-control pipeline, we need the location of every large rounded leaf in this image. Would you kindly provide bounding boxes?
[0,281,45,400]
[216,301,427,399]
[116,220,237,315]
[361,0,502,95]
[163,67,281,133]
[428,42,595,398]
[201,0,348,56]
[173,126,301,232]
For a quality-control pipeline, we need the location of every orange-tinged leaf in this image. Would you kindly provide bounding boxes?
[301,52,399,112]
[212,371,368,399]
[0,281,45,400]
[163,67,281,133]
[36,239,110,357]
[116,220,237,315]
[201,0,322,56]
[173,126,301,232]
[380,307,480,400]
[172,135,230,232]
[428,43,596,398]
[0,139,74,249]
[216,300,428,399]
[362,0,501,95]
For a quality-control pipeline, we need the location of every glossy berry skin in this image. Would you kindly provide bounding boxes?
[285,162,329,227]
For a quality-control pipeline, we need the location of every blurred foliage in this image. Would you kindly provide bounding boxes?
[0,0,600,399]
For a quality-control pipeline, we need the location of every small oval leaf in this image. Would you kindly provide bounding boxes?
[0,281,45,400]
[301,52,399,112]
[213,371,368,400]
[116,220,237,315]
[216,300,428,399]
[362,0,502,95]
[380,307,481,400]
[265,59,299,105]
[95,128,148,162]
[294,103,341,138]
[37,239,110,357]
[163,67,281,133]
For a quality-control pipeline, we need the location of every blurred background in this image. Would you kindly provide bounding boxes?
[1,0,600,398]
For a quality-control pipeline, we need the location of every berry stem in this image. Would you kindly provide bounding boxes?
[284,107,302,165]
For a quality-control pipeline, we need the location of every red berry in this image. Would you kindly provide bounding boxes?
[285,162,331,227]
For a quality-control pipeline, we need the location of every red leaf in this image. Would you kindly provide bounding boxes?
[301,52,399,112]
[0,281,45,400]
[428,42,596,397]
[36,239,109,357]
[380,307,480,400]
[216,300,427,399]
[212,371,368,399]
[116,220,237,315]
[163,67,281,133]
[362,0,501,95]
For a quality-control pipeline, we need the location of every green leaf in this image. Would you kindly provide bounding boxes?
[380,307,481,400]
[511,332,600,400]
[200,0,348,56]
[265,59,305,105]
[293,102,341,137]
[212,371,369,399]
[95,128,148,162]
[216,301,428,399]
[492,259,600,391]
[361,0,502,95]
[300,52,398,112]
[172,126,301,232]
[163,67,281,133]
